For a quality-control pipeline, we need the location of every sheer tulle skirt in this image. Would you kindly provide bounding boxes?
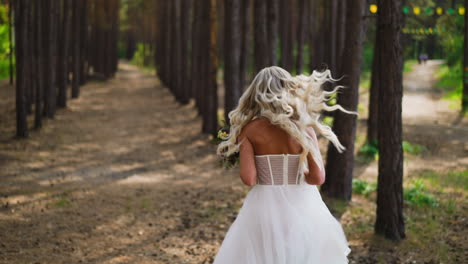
[213,184,351,264]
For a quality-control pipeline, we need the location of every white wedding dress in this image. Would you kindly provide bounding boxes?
[213,154,351,264]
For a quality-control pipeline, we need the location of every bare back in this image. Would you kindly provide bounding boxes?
[240,117,303,155]
[237,117,325,186]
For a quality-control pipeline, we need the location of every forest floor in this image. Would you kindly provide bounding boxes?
[0,60,467,264]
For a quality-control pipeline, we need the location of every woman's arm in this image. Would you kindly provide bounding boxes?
[238,131,257,186]
[304,127,325,185]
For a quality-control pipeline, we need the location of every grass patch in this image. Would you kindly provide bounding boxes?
[418,170,468,192]
[402,140,427,156]
[352,179,377,196]
[344,169,466,263]
[358,139,379,161]
[53,197,72,208]
[435,62,463,103]
[403,59,418,73]
[404,179,438,207]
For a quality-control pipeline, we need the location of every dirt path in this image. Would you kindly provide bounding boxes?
[0,61,466,264]
[0,62,243,264]
[356,60,467,181]
[401,60,467,173]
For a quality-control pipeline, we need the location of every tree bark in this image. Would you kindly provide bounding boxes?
[295,0,308,73]
[321,0,367,201]
[202,0,219,134]
[253,0,269,72]
[180,0,191,104]
[14,0,28,137]
[336,0,347,74]
[171,0,182,101]
[279,0,294,72]
[71,0,81,98]
[267,0,278,66]
[8,0,14,84]
[239,0,250,88]
[34,0,43,129]
[224,0,242,122]
[367,31,380,144]
[374,0,406,241]
[58,0,72,108]
[463,0,468,112]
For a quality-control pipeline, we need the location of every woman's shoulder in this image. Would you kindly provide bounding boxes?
[238,118,268,138]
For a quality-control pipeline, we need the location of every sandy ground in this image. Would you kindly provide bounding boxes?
[0,61,466,264]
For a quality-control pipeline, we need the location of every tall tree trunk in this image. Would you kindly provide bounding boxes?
[224,0,242,122]
[321,0,367,201]
[463,0,468,113]
[58,0,72,108]
[374,0,406,241]
[328,0,338,74]
[180,0,191,104]
[25,0,33,115]
[71,0,81,98]
[295,0,307,73]
[239,0,250,88]
[280,0,294,72]
[171,0,182,101]
[14,0,28,137]
[202,0,219,134]
[253,0,269,72]
[79,0,88,85]
[8,0,14,85]
[367,32,379,144]
[336,0,347,74]
[309,0,324,71]
[191,0,202,102]
[267,0,278,66]
[34,0,43,129]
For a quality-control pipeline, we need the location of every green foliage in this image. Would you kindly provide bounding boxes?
[0,4,13,80]
[437,14,464,67]
[403,60,417,73]
[402,140,427,155]
[53,197,72,208]
[131,43,153,68]
[358,139,379,160]
[435,62,463,101]
[419,170,468,191]
[321,116,334,127]
[404,179,438,207]
[352,179,377,196]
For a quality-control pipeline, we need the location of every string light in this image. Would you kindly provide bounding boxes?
[459,7,465,15]
[368,5,463,16]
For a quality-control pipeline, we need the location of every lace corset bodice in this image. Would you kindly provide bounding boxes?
[255,154,303,185]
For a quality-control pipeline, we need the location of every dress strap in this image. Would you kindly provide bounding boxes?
[266,156,274,185]
[283,155,288,185]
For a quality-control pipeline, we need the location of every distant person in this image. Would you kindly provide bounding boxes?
[213,66,354,263]
[419,53,429,65]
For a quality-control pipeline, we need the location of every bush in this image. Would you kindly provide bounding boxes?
[352,179,377,196]
[404,179,438,207]
[402,140,427,155]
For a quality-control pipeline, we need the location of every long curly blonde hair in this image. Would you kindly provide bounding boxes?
[216,66,357,171]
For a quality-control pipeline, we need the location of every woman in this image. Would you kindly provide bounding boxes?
[213,66,354,263]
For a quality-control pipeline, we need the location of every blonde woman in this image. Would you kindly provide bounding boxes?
[213,66,353,263]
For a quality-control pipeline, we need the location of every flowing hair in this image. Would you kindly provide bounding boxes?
[216,66,358,171]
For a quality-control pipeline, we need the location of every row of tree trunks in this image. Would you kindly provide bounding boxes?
[155,0,220,135]
[13,0,120,138]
